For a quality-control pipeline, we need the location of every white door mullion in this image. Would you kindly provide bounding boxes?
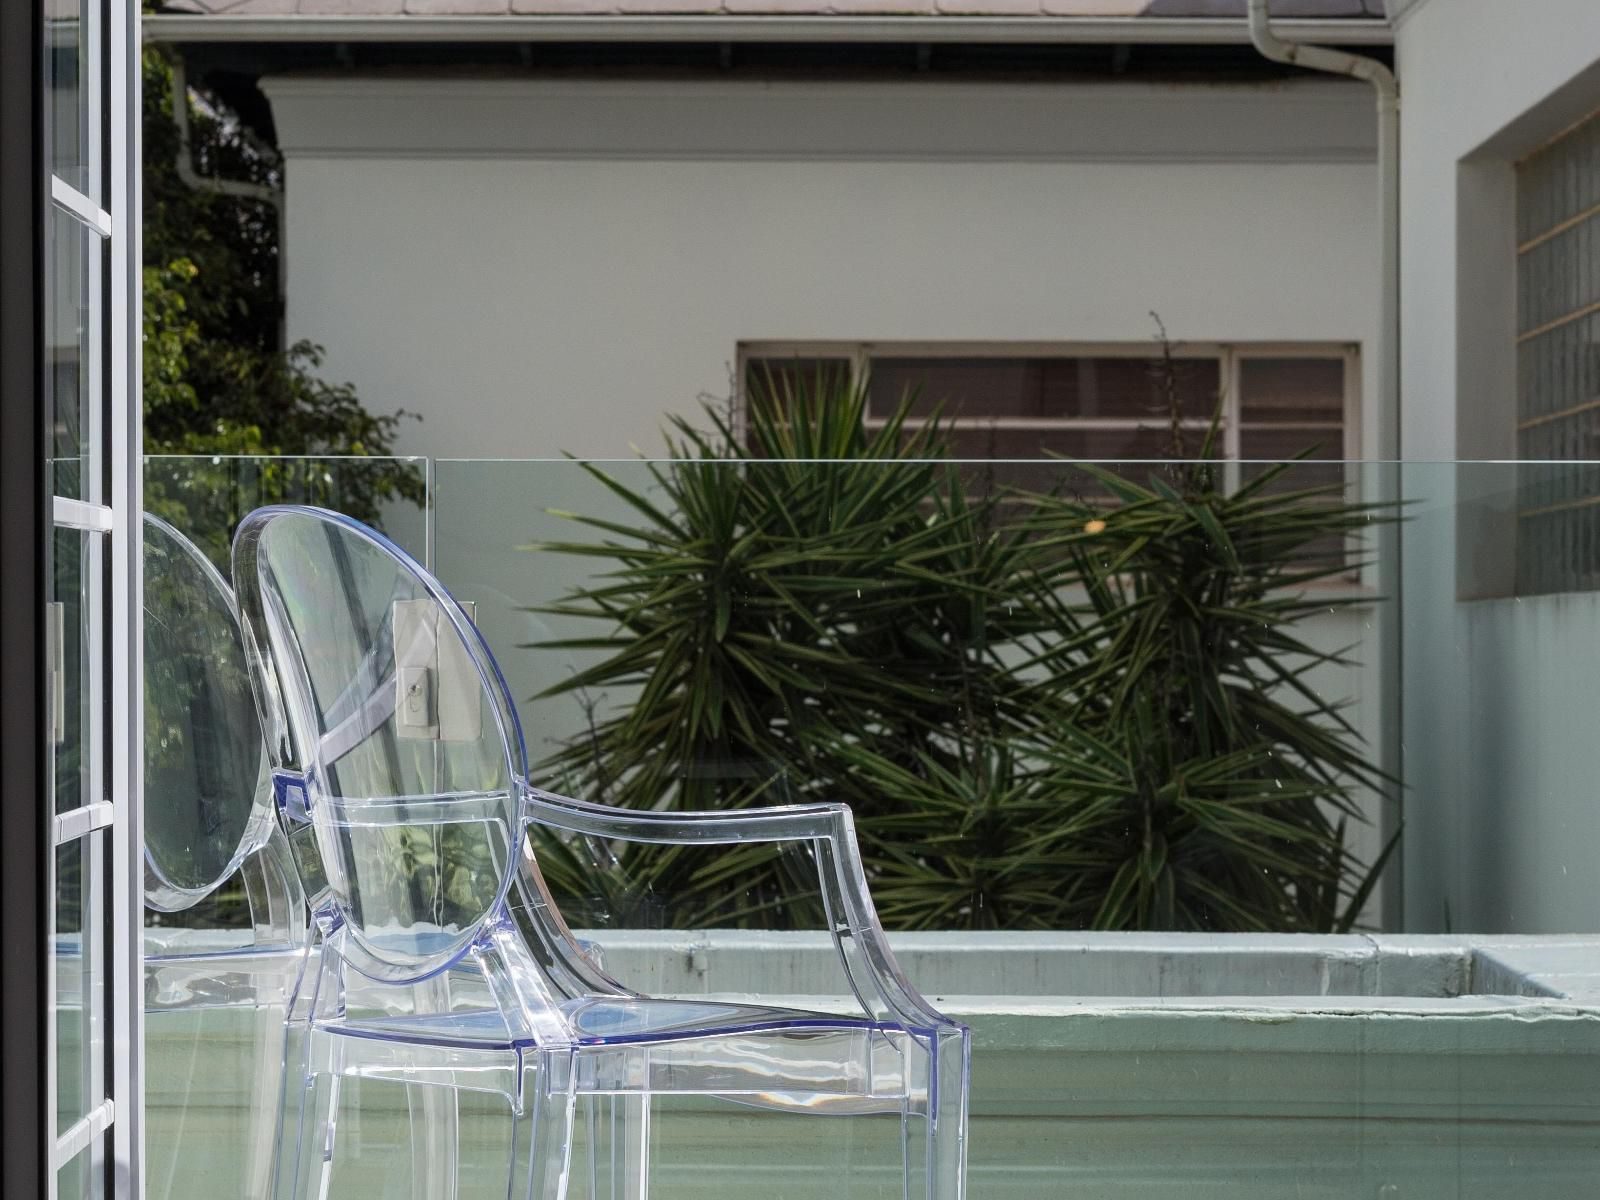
[109,0,143,1192]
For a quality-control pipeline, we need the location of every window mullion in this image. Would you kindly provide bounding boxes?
[107,0,142,1188]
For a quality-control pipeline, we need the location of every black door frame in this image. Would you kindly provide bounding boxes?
[0,0,51,1191]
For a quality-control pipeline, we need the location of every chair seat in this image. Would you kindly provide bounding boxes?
[323,996,890,1051]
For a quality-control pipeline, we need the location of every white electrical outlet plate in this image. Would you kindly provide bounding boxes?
[393,597,482,742]
[394,598,440,740]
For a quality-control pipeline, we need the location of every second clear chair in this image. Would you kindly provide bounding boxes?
[142,513,307,1198]
[231,504,970,1200]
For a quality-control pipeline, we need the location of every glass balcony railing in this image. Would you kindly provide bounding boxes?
[137,455,1600,1199]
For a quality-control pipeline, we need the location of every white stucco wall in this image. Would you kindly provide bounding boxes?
[1394,0,1600,933]
[265,77,1381,461]
[286,155,1379,461]
[267,74,1392,916]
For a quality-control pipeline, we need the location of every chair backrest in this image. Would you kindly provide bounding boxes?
[143,514,276,912]
[231,506,528,984]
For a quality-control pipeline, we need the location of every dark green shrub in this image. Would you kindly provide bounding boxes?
[527,378,1397,933]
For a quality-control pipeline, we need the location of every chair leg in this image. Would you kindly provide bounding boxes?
[271,935,327,1200]
[409,1082,460,1200]
[243,995,292,1199]
[315,1064,345,1200]
[613,1096,650,1200]
[903,1031,970,1200]
[578,1093,650,1200]
[507,1052,577,1200]
[275,1030,341,1200]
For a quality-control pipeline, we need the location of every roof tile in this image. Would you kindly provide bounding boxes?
[211,0,300,14]
[1037,0,1148,12]
[223,0,273,9]
[720,0,830,10]
[818,0,942,13]
[296,0,404,12]
[403,0,512,12]
[159,0,1386,18]
[934,0,1046,14]
[509,0,618,12]
[1144,0,1378,13]
[610,0,723,13]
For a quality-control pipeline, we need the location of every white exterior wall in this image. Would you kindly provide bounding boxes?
[1395,0,1600,933]
[266,75,1390,911]
[265,78,1381,461]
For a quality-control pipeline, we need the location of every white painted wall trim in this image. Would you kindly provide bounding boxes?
[261,76,1378,163]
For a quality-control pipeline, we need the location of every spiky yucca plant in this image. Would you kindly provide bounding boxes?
[525,370,1063,927]
[1018,448,1398,932]
[526,375,1397,932]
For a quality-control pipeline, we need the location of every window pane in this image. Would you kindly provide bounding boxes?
[944,424,1205,462]
[1239,357,1345,425]
[46,207,98,501]
[55,833,104,1138]
[1238,425,1346,489]
[938,425,1216,495]
[869,356,1220,422]
[872,357,1041,420]
[58,1157,86,1200]
[53,527,95,815]
[44,0,97,201]
[1515,109,1600,594]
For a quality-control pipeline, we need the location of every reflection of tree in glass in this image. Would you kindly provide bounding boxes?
[142,518,262,907]
[141,48,423,569]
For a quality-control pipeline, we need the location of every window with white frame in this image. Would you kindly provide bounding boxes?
[740,343,1358,496]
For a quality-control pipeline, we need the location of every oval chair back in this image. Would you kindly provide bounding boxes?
[232,506,532,986]
[143,513,278,913]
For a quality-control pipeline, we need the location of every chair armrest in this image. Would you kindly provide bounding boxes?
[522,785,960,1035]
[523,785,844,844]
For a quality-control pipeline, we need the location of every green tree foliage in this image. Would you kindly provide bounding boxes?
[141,49,421,559]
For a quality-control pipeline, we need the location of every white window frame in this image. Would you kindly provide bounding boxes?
[738,339,1366,587]
[739,340,1361,470]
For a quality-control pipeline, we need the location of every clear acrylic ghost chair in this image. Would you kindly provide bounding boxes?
[142,513,308,1197]
[230,504,970,1200]
[144,513,467,1199]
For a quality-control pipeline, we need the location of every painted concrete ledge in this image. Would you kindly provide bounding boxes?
[143,930,1600,1119]
[564,928,1600,1004]
[143,926,1600,1005]
[142,931,1600,1198]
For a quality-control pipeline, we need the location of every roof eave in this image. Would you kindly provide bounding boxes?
[141,13,1394,47]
